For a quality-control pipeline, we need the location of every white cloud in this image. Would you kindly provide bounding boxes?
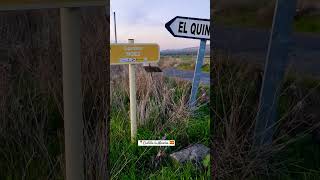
[110,0,210,49]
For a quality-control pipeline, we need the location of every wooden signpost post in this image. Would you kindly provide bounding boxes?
[0,1,106,180]
[165,16,210,108]
[254,0,297,146]
[110,41,160,142]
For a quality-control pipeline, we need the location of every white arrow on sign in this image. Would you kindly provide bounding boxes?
[165,16,210,40]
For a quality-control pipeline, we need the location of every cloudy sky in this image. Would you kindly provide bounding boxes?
[110,0,210,50]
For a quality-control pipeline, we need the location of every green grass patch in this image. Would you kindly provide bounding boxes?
[295,15,320,33]
[110,85,210,179]
[201,64,210,73]
[215,11,267,29]
[110,110,210,179]
[176,62,210,73]
[176,62,195,71]
[215,11,320,33]
[177,63,210,73]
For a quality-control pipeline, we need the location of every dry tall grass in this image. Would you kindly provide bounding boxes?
[211,53,320,179]
[0,7,109,179]
[110,64,194,129]
[109,64,210,179]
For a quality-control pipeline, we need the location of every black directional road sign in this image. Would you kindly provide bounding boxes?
[165,16,210,40]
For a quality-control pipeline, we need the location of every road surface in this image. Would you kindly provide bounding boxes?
[163,25,320,81]
[212,25,320,77]
[162,68,210,84]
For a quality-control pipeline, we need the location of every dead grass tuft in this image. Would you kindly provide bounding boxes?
[0,7,109,179]
[211,53,320,179]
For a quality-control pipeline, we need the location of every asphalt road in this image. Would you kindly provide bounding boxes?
[162,68,210,84]
[163,25,319,81]
[213,25,320,53]
[212,25,320,77]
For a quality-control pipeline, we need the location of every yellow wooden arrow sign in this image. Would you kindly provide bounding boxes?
[110,43,160,65]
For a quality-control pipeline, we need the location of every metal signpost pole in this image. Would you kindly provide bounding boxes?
[60,7,84,180]
[189,39,206,108]
[114,11,117,43]
[165,16,210,108]
[128,39,137,143]
[254,0,297,146]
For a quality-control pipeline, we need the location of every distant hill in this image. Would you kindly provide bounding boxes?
[161,45,210,56]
